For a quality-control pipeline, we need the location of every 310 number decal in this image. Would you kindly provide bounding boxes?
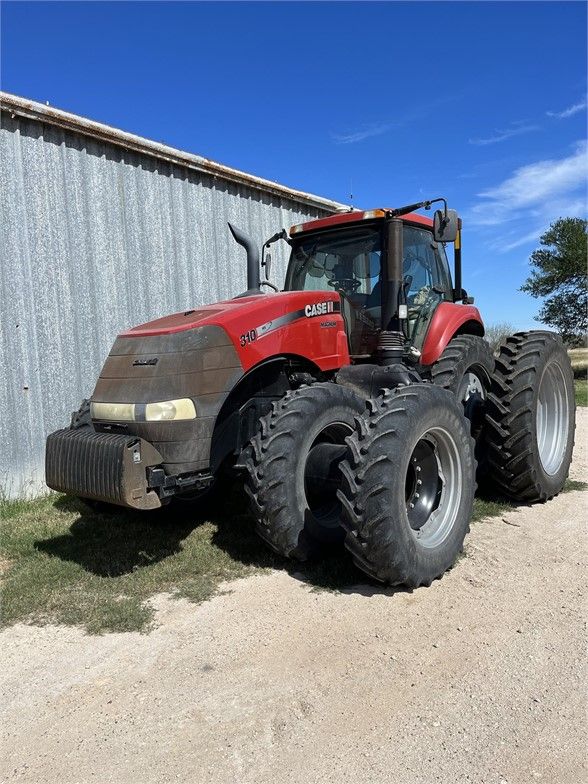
[240,329,257,347]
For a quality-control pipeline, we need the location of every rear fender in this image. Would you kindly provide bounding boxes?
[420,302,484,366]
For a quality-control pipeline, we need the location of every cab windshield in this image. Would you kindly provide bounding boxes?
[286,225,381,298]
[285,223,452,355]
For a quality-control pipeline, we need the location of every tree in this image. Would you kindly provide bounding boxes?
[521,218,587,344]
[484,322,516,352]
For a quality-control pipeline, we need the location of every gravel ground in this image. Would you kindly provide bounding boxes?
[2,410,587,784]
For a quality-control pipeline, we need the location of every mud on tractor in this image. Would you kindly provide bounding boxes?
[46,200,576,587]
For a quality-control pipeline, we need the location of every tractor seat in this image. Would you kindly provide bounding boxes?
[362,280,424,339]
[366,280,381,310]
[365,280,425,311]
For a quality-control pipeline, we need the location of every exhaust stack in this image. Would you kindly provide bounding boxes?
[377,217,405,365]
[228,223,260,294]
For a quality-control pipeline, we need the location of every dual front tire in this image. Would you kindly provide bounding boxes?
[243,383,365,559]
[244,380,476,587]
[338,385,476,587]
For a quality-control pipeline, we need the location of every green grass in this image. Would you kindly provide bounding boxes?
[1,479,586,635]
[575,379,587,407]
[567,349,587,406]
[471,478,587,522]
[0,488,272,634]
[569,347,588,378]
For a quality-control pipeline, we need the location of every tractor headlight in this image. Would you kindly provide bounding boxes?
[90,402,136,422]
[145,399,196,422]
[90,399,196,422]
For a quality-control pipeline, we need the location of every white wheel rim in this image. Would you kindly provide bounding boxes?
[536,361,569,476]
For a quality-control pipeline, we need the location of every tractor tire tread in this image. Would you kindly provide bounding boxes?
[243,382,364,559]
[427,335,494,397]
[338,384,476,587]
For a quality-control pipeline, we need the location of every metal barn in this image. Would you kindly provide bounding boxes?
[0,93,344,497]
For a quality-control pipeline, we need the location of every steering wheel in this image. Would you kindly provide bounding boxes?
[327,277,361,295]
[260,280,279,292]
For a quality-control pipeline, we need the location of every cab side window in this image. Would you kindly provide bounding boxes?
[435,241,453,299]
[403,226,452,301]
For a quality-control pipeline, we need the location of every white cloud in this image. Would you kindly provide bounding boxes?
[481,141,586,208]
[500,228,548,253]
[331,94,464,145]
[470,141,587,225]
[468,142,588,251]
[547,97,587,119]
[331,122,395,145]
[468,123,539,146]
[498,196,588,252]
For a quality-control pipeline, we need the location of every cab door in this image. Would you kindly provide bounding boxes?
[402,225,453,350]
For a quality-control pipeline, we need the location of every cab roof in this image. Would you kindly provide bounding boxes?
[290,209,433,237]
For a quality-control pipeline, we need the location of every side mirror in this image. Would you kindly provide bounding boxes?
[260,247,279,291]
[263,251,272,281]
[433,208,459,243]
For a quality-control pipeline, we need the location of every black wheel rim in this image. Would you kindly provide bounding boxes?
[405,439,442,530]
[459,366,489,437]
[304,423,353,528]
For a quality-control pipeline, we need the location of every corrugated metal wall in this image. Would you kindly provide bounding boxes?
[0,110,331,497]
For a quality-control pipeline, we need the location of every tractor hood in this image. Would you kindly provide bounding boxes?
[120,293,271,338]
[119,291,350,374]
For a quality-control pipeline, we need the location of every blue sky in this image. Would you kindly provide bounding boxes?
[2,1,586,328]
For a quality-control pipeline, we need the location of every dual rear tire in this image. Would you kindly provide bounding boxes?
[426,332,575,501]
[485,331,575,501]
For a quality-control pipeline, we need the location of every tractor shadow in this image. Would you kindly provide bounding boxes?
[35,486,397,596]
[36,496,202,578]
[36,479,551,595]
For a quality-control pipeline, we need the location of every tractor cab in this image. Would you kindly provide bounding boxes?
[285,210,455,358]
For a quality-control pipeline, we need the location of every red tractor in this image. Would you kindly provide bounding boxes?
[46,200,576,587]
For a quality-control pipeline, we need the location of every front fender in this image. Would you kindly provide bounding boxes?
[420,302,484,366]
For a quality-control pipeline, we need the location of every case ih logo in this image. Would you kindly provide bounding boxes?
[244,301,340,347]
[305,301,335,318]
[133,357,159,366]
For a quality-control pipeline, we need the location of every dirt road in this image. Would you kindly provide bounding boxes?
[2,411,587,784]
